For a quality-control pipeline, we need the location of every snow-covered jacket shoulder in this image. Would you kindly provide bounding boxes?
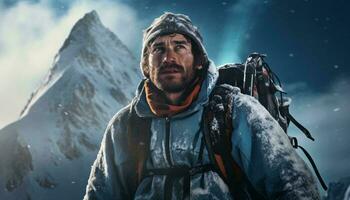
[83,104,137,199]
[230,89,320,199]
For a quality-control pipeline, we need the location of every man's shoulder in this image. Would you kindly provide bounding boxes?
[228,87,274,123]
[232,90,261,110]
[106,103,133,131]
[209,84,268,117]
[211,85,262,111]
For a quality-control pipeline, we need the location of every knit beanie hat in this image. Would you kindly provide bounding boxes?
[140,12,209,77]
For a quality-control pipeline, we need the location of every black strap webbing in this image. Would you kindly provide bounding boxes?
[287,113,315,141]
[298,145,328,190]
[290,137,328,190]
[145,164,215,200]
[290,137,328,191]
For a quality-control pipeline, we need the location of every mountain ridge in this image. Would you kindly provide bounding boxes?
[20,10,138,118]
[0,10,141,200]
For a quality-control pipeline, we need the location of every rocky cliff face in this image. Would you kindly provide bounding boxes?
[324,177,350,200]
[0,10,141,200]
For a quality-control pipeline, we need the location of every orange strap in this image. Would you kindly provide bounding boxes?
[214,154,228,178]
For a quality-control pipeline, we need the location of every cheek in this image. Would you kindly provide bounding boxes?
[148,55,159,80]
[149,55,161,71]
[148,54,154,68]
[182,54,195,71]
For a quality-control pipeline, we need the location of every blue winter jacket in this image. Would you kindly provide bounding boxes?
[84,61,320,199]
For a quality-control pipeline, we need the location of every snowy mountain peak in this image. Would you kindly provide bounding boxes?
[81,10,100,24]
[0,11,141,200]
[20,10,139,118]
[73,10,101,30]
[58,10,104,53]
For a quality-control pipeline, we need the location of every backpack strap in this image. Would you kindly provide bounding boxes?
[287,113,314,140]
[126,99,152,185]
[203,84,253,199]
[289,137,328,190]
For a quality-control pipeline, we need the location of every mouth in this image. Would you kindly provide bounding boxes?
[159,67,182,75]
[160,69,181,74]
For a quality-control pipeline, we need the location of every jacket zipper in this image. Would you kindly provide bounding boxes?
[164,117,174,200]
[165,117,173,166]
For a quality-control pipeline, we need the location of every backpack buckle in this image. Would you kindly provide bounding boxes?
[290,137,298,148]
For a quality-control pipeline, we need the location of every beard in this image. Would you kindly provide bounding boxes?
[153,63,196,93]
[158,76,188,92]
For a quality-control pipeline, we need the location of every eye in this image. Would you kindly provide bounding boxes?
[152,46,164,54]
[175,44,185,50]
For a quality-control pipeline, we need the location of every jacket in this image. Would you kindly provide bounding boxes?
[83,61,320,200]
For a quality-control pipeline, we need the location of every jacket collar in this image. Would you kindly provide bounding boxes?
[134,60,218,119]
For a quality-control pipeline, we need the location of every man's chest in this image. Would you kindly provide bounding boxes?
[148,111,207,169]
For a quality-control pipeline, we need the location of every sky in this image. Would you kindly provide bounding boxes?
[0,0,349,190]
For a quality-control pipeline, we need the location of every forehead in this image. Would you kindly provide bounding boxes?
[151,33,190,46]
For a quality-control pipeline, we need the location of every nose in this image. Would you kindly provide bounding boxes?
[163,48,176,63]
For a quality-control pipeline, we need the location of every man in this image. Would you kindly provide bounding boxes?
[84,12,320,199]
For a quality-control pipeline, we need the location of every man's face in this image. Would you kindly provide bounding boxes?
[147,33,199,93]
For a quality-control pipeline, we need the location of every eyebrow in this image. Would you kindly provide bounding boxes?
[152,40,190,47]
[174,40,190,45]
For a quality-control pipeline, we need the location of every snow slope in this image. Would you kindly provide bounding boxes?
[0,10,141,200]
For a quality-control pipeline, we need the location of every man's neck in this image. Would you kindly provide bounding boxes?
[164,91,185,105]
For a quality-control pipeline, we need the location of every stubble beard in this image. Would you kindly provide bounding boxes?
[152,63,196,93]
[154,69,196,93]
[156,75,189,93]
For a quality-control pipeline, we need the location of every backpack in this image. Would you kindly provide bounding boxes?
[125,52,327,199]
[214,52,327,191]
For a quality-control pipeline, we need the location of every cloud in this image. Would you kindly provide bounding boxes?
[0,0,142,128]
[285,78,350,184]
[63,0,145,53]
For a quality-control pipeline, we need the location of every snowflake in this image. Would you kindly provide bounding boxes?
[333,108,340,112]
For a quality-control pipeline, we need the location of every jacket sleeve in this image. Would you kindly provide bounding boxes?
[231,93,320,200]
[83,107,136,200]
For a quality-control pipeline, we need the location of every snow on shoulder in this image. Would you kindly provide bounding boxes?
[232,91,319,198]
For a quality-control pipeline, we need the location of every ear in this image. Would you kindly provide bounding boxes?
[143,65,150,77]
